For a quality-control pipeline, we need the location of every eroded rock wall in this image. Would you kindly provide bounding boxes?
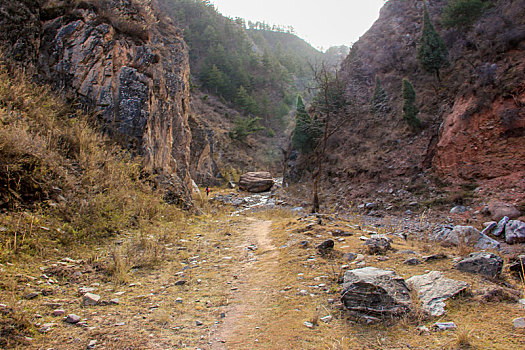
[1,0,193,202]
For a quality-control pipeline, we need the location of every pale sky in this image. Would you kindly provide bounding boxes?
[210,0,386,51]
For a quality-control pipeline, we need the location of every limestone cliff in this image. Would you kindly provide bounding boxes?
[329,0,525,207]
[1,0,192,203]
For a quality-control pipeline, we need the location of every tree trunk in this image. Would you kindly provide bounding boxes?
[312,176,319,213]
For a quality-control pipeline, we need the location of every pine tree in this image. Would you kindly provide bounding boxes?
[292,95,320,154]
[370,76,388,114]
[402,79,421,129]
[442,0,490,30]
[417,6,449,81]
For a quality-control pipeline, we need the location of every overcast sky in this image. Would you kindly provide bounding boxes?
[210,0,386,51]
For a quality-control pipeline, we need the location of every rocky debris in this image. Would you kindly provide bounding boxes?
[422,253,447,262]
[505,220,525,244]
[508,255,525,278]
[454,252,504,278]
[64,314,81,324]
[487,202,521,221]
[38,323,57,333]
[52,309,65,317]
[492,217,508,237]
[429,225,500,250]
[406,271,469,317]
[450,206,467,214]
[341,267,411,317]
[195,320,203,326]
[343,252,357,261]
[331,229,352,237]
[514,317,525,329]
[317,239,334,252]
[82,293,101,306]
[78,287,96,295]
[363,237,391,255]
[303,321,314,328]
[320,315,333,323]
[433,322,457,331]
[481,221,497,236]
[24,292,40,300]
[403,258,421,265]
[238,172,274,193]
[473,287,521,303]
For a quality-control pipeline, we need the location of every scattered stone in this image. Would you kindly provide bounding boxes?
[365,202,376,210]
[299,240,309,248]
[87,340,97,349]
[317,239,334,251]
[332,229,352,237]
[474,287,521,303]
[65,314,81,324]
[454,252,503,278]
[343,252,357,261]
[114,322,126,326]
[433,322,457,331]
[341,267,411,317]
[422,253,447,262]
[429,225,500,250]
[403,258,421,265]
[508,255,525,278]
[320,315,333,323]
[52,309,65,316]
[195,320,203,326]
[82,293,101,306]
[24,292,40,300]
[364,237,391,255]
[38,323,56,333]
[397,250,419,255]
[109,298,120,305]
[492,217,509,237]
[78,287,96,295]
[450,206,467,214]
[174,280,187,286]
[481,221,497,236]
[488,202,521,221]
[505,220,525,244]
[238,172,274,193]
[406,271,468,317]
[513,317,525,329]
[303,321,314,328]
[418,325,430,334]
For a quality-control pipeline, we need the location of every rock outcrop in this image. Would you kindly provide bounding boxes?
[238,172,274,193]
[1,0,193,202]
[341,267,411,318]
[407,271,468,317]
[454,252,504,278]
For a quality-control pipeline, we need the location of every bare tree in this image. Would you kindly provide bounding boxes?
[307,62,352,213]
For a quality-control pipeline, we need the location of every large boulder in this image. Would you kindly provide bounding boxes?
[488,202,521,221]
[406,271,469,317]
[505,220,525,244]
[429,225,500,250]
[454,252,504,278]
[341,267,411,318]
[364,237,392,255]
[238,172,274,193]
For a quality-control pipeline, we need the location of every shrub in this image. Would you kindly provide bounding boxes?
[401,79,421,129]
[442,0,491,30]
[228,115,265,141]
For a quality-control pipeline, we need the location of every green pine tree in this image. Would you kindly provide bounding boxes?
[292,95,321,153]
[442,0,490,30]
[417,6,449,81]
[402,79,421,129]
[370,76,388,114]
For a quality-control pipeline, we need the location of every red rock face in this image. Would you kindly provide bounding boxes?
[434,88,525,183]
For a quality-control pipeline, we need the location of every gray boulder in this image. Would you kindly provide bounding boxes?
[454,252,504,278]
[407,271,469,317]
[488,202,521,221]
[505,220,525,244]
[492,216,509,237]
[238,172,274,193]
[480,221,497,236]
[341,267,411,317]
[364,237,391,255]
[429,225,500,250]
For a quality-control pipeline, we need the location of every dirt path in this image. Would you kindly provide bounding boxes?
[210,218,278,349]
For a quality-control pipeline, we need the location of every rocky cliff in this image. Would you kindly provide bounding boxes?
[1,0,193,203]
[326,0,525,208]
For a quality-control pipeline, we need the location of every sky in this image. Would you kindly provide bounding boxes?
[209,0,386,51]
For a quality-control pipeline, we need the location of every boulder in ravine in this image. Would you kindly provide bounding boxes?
[341,267,411,318]
[364,237,392,255]
[238,172,274,193]
[487,202,521,221]
[454,252,504,278]
[429,225,500,250]
[505,220,525,244]
[406,271,469,317]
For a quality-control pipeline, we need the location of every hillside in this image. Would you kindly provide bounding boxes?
[289,0,525,213]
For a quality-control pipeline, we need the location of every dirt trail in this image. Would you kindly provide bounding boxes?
[210,218,278,349]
